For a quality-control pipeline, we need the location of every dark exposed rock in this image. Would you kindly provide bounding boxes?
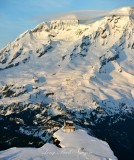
[9,51,21,64]
[46,92,55,97]
[131,43,134,49]
[38,45,52,57]
[70,36,90,60]
[62,55,66,61]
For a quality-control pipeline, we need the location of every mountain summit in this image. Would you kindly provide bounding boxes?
[110,6,134,16]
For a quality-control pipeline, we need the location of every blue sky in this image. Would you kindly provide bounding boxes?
[0,0,134,48]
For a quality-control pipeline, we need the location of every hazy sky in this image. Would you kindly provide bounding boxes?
[0,0,134,48]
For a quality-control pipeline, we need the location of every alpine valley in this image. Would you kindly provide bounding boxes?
[0,7,134,160]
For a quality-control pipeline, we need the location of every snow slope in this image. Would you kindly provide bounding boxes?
[0,129,117,160]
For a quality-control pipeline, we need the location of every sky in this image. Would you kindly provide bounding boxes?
[0,0,134,49]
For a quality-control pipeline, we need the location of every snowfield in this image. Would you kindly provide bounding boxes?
[0,129,117,160]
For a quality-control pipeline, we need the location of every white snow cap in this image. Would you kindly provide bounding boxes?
[110,7,134,16]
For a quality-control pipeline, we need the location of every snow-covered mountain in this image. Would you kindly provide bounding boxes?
[0,7,134,115]
[0,7,134,160]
